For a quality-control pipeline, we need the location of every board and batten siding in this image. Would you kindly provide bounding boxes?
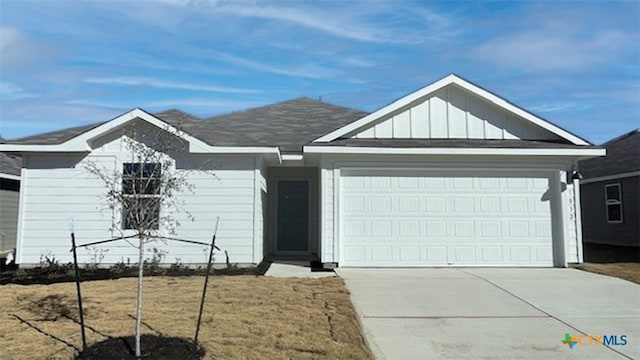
[17,138,263,265]
[351,85,557,141]
[0,188,20,251]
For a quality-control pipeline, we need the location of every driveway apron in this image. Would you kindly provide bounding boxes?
[337,268,639,360]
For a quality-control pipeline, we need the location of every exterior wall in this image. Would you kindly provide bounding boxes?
[17,136,262,265]
[0,180,20,251]
[581,176,640,247]
[351,85,557,141]
[318,154,578,267]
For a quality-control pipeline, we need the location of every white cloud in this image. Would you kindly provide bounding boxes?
[0,82,34,100]
[211,51,339,79]
[0,26,21,50]
[527,101,593,113]
[142,98,265,111]
[148,1,454,45]
[0,26,65,71]
[215,3,387,43]
[84,77,260,94]
[470,26,629,71]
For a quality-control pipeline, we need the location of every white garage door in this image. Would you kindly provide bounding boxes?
[340,169,555,267]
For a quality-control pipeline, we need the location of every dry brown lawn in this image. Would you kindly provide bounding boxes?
[575,262,640,284]
[0,276,373,359]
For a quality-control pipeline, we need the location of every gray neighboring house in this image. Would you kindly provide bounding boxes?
[0,139,21,253]
[579,129,640,249]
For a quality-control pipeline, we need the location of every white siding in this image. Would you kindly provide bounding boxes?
[0,188,19,251]
[351,84,558,141]
[17,136,261,265]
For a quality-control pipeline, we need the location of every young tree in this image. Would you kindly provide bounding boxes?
[85,125,194,357]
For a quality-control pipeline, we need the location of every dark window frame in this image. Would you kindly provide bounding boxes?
[122,162,161,230]
[0,178,20,192]
[605,183,623,224]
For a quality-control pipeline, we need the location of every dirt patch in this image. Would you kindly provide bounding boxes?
[574,262,640,284]
[77,335,204,359]
[0,276,373,359]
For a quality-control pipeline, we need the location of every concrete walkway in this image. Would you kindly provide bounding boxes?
[337,268,640,360]
[265,262,335,278]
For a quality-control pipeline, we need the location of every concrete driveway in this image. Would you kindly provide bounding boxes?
[337,268,639,359]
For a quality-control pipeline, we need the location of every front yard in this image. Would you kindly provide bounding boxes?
[574,262,640,284]
[0,276,373,359]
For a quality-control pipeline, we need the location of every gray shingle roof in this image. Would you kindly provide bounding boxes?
[4,98,367,153]
[203,97,367,153]
[579,129,640,179]
[0,152,21,177]
[5,122,106,145]
[307,139,600,149]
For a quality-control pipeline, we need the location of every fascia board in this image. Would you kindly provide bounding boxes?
[303,146,606,157]
[0,173,20,181]
[0,144,88,152]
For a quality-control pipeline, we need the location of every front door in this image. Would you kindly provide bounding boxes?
[277,180,309,252]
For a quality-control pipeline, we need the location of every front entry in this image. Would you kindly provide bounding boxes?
[277,180,309,253]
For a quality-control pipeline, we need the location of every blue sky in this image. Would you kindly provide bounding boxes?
[1,0,638,144]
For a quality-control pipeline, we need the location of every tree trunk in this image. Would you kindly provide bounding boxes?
[135,234,145,358]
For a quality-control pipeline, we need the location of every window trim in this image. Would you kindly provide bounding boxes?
[605,183,623,224]
[122,162,162,230]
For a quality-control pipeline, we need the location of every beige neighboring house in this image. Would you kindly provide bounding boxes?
[0,146,21,255]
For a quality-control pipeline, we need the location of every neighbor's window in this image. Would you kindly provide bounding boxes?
[605,183,623,224]
[122,163,161,230]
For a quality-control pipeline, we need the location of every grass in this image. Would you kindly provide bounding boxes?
[0,276,373,359]
[574,262,640,284]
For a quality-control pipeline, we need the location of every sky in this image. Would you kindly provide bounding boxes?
[0,0,638,145]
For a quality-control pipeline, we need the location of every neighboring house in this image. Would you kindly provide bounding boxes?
[0,74,604,268]
[579,129,639,249]
[0,143,21,253]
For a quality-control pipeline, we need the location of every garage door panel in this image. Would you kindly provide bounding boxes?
[340,170,554,267]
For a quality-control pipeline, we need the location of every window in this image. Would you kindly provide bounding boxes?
[122,163,161,230]
[0,178,20,192]
[605,183,623,223]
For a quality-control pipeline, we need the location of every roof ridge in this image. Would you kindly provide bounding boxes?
[601,128,640,146]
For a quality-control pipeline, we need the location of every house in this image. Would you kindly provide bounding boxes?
[0,74,604,268]
[0,145,21,255]
[579,129,639,255]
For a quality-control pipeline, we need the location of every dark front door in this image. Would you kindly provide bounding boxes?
[277,180,309,252]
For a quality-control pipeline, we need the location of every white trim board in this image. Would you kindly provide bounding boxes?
[304,146,605,157]
[580,171,640,184]
[0,173,20,181]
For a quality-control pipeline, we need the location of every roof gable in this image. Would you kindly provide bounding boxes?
[1,109,216,153]
[2,99,365,154]
[314,74,589,145]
